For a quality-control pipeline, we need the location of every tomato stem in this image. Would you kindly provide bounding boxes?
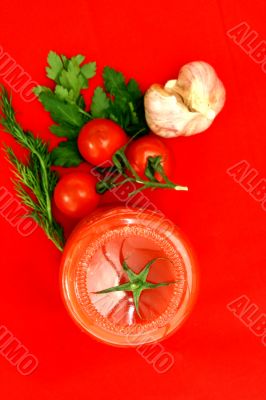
[96,145,188,196]
[93,257,181,319]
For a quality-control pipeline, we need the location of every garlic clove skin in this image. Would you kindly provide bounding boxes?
[144,84,214,138]
[144,61,226,138]
[172,61,226,118]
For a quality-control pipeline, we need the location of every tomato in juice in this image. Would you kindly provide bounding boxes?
[60,207,198,347]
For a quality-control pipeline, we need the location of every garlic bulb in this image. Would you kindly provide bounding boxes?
[144,61,226,138]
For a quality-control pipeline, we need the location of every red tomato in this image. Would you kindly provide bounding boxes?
[60,207,198,347]
[77,119,128,166]
[54,172,100,219]
[126,134,173,182]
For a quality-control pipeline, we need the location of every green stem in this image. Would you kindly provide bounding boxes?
[108,177,133,188]
[96,128,188,197]
[94,257,182,319]
[98,169,188,194]
[78,107,92,119]
[35,152,53,225]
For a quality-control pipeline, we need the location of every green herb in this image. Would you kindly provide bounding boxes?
[36,51,96,105]
[33,51,97,166]
[90,87,110,118]
[94,258,177,318]
[51,140,83,167]
[34,52,148,167]
[36,91,87,137]
[96,139,188,196]
[91,66,148,136]
[0,87,64,251]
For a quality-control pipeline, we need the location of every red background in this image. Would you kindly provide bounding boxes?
[1,0,266,399]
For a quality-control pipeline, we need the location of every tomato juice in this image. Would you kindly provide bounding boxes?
[60,207,198,347]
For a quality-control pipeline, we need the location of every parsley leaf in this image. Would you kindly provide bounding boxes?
[54,85,69,101]
[49,124,79,139]
[103,66,126,95]
[46,51,64,83]
[34,51,96,149]
[127,79,142,100]
[51,140,84,167]
[91,87,110,118]
[81,62,97,80]
[38,92,87,131]
[104,67,147,135]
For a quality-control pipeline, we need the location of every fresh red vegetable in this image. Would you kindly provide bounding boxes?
[77,118,128,166]
[54,172,100,219]
[126,134,173,182]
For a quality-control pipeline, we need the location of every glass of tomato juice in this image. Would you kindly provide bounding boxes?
[60,207,198,347]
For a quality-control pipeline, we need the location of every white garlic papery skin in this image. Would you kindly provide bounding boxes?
[144,61,226,138]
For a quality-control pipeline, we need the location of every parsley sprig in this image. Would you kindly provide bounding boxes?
[34,51,96,167]
[0,87,64,251]
[91,66,148,136]
[33,52,148,168]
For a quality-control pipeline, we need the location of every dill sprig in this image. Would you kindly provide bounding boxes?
[0,86,65,251]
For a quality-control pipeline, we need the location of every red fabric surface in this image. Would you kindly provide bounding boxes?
[0,0,266,399]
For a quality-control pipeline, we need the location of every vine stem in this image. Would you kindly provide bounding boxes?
[97,140,188,196]
[108,176,188,195]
